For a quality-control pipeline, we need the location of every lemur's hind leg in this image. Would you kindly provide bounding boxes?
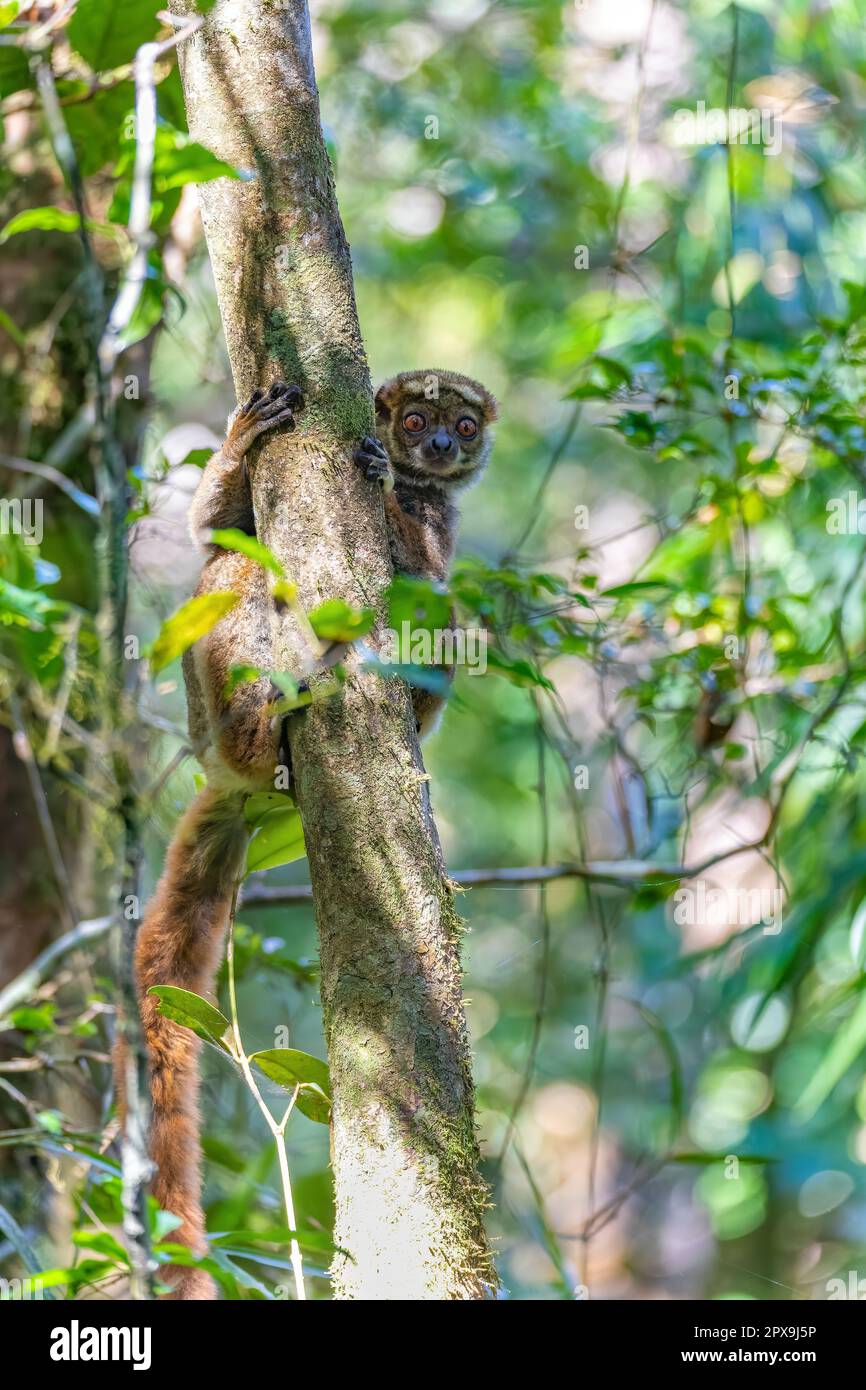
[193,558,284,786]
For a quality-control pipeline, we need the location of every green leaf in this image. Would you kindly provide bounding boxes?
[224,663,263,698]
[148,985,232,1053]
[272,578,299,606]
[177,447,213,469]
[71,1230,129,1264]
[0,577,70,629]
[245,806,306,874]
[249,1048,332,1124]
[244,790,297,826]
[205,1246,273,1297]
[152,1242,243,1299]
[671,1153,774,1165]
[795,993,866,1119]
[308,598,375,643]
[156,62,188,132]
[115,259,169,351]
[36,1110,63,1134]
[485,649,553,689]
[209,528,285,576]
[25,1261,115,1296]
[0,307,26,348]
[210,1226,340,1256]
[68,0,162,71]
[0,207,120,243]
[151,135,241,192]
[10,1003,56,1034]
[0,3,23,30]
[111,126,241,226]
[0,44,30,100]
[387,575,452,634]
[266,670,310,712]
[63,81,136,176]
[602,580,677,599]
[148,591,239,672]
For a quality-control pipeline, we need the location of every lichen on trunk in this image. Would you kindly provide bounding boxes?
[173,0,494,1298]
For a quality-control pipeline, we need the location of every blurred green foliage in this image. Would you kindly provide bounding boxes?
[3,0,866,1300]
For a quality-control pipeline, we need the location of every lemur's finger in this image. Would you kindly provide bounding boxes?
[258,383,304,415]
[360,435,388,460]
[240,387,265,414]
[256,396,294,421]
[255,405,298,433]
[357,457,393,491]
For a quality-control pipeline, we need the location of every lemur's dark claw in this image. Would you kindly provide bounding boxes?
[354,436,392,487]
[268,381,305,410]
[360,435,388,461]
[240,382,305,420]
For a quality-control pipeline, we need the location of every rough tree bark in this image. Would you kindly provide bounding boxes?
[173,0,493,1298]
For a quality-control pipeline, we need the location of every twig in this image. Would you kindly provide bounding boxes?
[0,452,98,511]
[226,885,306,1301]
[495,693,552,1170]
[0,916,112,1022]
[8,690,78,931]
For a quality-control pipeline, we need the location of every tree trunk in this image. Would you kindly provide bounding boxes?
[174,0,493,1299]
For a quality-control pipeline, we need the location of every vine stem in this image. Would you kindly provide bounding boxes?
[225,882,306,1301]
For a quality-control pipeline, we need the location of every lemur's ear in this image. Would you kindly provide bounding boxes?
[375,377,400,421]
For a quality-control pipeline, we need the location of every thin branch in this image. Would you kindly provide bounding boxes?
[0,452,98,512]
[0,915,112,1022]
[495,693,552,1170]
[226,887,306,1301]
[8,690,79,931]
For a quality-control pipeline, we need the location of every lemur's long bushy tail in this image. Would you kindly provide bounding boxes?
[116,786,248,1300]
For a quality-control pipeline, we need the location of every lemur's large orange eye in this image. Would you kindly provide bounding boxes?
[456,416,478,439]
[403,412,426,433]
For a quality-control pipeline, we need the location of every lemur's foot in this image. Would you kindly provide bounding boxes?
[228,382,305,456]
[354,435,393,491]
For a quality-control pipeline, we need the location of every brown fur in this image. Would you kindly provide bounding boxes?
[118,787,248,1299]
[117,385,300,1299]
[371,369,497,733]
[120,373,496,1298]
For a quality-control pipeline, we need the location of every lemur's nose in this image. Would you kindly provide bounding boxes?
[430,429,454,455]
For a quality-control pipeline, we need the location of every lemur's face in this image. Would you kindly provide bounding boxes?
[376,370,498,488]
